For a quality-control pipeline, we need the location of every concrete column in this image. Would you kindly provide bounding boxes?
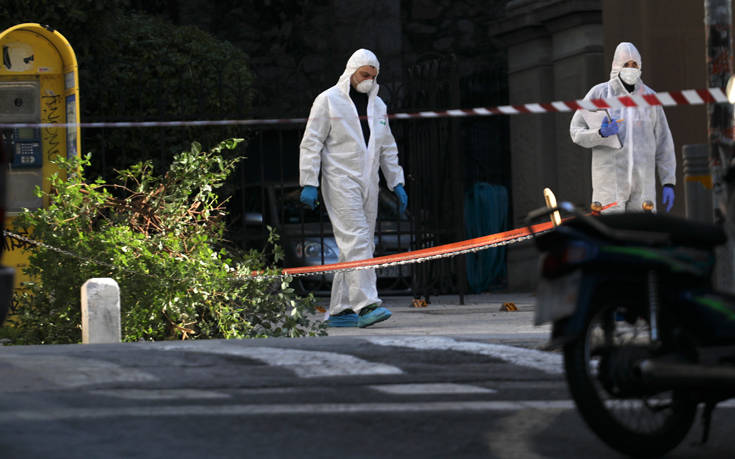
[507,36,557,219]
[491,0,603,290]
[549,19,603,206]
[81,278,121,344]
[505,36,556,291]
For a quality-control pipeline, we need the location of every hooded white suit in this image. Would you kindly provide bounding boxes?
[299,49,405,315]
[570,42,676,213]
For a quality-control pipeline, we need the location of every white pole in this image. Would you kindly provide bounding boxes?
[81,278,121,344]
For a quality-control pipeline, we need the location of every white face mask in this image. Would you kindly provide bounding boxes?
[355,79,374,93]
[619,67,641,85]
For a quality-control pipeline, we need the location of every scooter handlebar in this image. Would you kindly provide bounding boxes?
[525,201,670,244]
[524,201,578,225]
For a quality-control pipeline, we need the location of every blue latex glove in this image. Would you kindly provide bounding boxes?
[394,184,408,215]
[300,185,319,210]
[599,116,619,138]
[662,185,675,212]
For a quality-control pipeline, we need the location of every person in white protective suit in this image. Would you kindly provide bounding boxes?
[299,48,407,328]
[570,41,676,213]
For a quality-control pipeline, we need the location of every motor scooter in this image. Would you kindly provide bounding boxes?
[528,200,735,457]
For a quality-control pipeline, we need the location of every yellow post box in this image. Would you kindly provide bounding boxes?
[0,23,81,287]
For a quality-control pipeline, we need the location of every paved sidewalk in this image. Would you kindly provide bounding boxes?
[319,292,550,344]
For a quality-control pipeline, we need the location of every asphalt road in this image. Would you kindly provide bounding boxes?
[0,293,733,458]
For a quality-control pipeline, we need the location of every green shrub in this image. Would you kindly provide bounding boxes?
[79,11,255,180]
[8,139,325,344]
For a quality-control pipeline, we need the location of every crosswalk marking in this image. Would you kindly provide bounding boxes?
[89,389,230,400]
[363,336,563,375]
[157,342,403,378]
[4,399,731,422]
[370,383,496,395]
[20,399,735,422]
[0,400,579,422]
[0,354,158,389]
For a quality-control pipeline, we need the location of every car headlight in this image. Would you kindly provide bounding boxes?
[296,240,336,260]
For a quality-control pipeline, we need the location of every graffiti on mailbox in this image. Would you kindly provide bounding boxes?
[41,93,62,162]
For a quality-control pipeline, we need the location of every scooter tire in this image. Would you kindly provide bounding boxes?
[563,305,698,457]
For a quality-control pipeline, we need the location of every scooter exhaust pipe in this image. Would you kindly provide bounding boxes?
[638,359,735,389]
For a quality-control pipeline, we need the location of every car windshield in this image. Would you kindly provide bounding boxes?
[277,185,408,225]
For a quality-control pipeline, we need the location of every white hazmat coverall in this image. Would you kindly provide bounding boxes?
[299,49,405,316]
[569,42,676,213]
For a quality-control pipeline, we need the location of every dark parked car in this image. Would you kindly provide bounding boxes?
[239,182,413,294]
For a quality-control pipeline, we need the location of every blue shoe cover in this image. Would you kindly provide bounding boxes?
[326,313,358,328]
[358,306,392,328]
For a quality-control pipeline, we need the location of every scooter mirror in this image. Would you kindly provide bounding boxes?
[543,187,562,227]
[558,201,575,212]
[727,75,735,103]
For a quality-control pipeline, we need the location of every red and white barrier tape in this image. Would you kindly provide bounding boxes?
[0,87,727,129]
[405,88,727,118]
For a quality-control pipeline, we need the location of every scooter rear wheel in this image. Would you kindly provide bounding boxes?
[563,300,698,457]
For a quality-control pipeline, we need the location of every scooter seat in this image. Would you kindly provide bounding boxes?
[566,213,727,249]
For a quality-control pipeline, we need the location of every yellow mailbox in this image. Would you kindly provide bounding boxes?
[0,23,81,287]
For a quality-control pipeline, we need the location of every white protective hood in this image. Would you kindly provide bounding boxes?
[336,48,380,96]
[609,42,642,80]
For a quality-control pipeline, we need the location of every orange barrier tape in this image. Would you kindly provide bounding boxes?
[250,201,617,278]
[281,220,555,276]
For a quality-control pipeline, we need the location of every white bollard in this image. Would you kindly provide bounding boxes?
[81,278,121,344]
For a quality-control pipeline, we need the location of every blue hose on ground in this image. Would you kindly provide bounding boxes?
[464,182,508,293]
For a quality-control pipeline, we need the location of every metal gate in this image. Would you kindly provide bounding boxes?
[389,55,466,301]
[229,53,510,300]
[83,52,510,299]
